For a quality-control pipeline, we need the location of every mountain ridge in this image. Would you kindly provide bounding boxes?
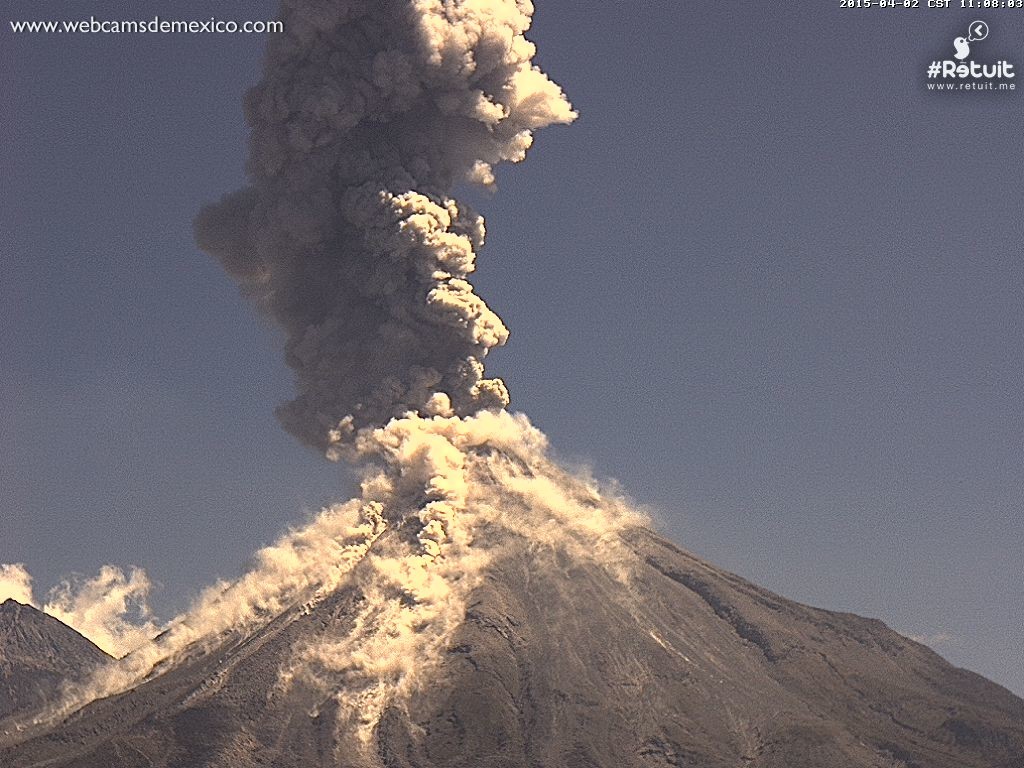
[1,529,1022,767]
[0,599,112,724]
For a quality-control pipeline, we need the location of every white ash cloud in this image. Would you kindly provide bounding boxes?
[0,563,159,658]
[49,498,388,714]
[282,411,645,750]
[41,566,160,659]
[195,0,576,450]
[0,564,35,606]
[905,631,956,648]
[41,412,643,744]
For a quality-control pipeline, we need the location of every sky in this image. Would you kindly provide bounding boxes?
[1,1,1022,695]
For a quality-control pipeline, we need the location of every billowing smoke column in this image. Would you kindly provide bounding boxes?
[13,2,645,751]
[195,0,576,450]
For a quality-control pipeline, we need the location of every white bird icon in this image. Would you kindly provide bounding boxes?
[954,37,971,61]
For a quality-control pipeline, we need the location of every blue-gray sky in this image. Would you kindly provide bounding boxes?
[2,2,1021,694]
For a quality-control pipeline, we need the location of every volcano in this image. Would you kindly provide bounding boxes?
[2,528,1021,768]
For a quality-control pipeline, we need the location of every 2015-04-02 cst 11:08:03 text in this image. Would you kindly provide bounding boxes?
[841,0,1024,8]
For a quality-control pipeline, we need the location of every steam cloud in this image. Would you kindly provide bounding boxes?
[194,0,576,449]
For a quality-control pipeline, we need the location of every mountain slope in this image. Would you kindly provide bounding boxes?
[387,529,1024,768]
[1,530,1021,768]
[0,600,112,722]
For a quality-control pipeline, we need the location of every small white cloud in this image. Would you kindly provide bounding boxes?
[0,563,36,606]
[905,631,955,647]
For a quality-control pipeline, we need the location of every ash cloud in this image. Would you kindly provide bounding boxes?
[0,564,34,606]
[42,566,160,659]
[195,0,576,450]
[0,563,158,658]
[44,412,644,738]
[20,1,647,746]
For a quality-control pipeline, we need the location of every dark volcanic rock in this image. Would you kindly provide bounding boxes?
[0,600,112,721]
[1,531,1022,768]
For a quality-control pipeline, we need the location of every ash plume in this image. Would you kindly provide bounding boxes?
[195,0,576,450]
[11,1,646,751]
[34,412,642,745]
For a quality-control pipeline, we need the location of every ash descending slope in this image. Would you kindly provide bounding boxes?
[0,600,112,722]
[2,532,1023,768]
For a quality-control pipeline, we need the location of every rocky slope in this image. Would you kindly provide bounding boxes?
[0,600,111,722]
[1,531,1021,768]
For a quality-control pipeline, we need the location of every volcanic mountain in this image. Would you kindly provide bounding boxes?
[1,528,1022,768]
[0,599,111,722]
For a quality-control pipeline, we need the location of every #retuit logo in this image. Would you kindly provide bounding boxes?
[926,20,1017,92]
